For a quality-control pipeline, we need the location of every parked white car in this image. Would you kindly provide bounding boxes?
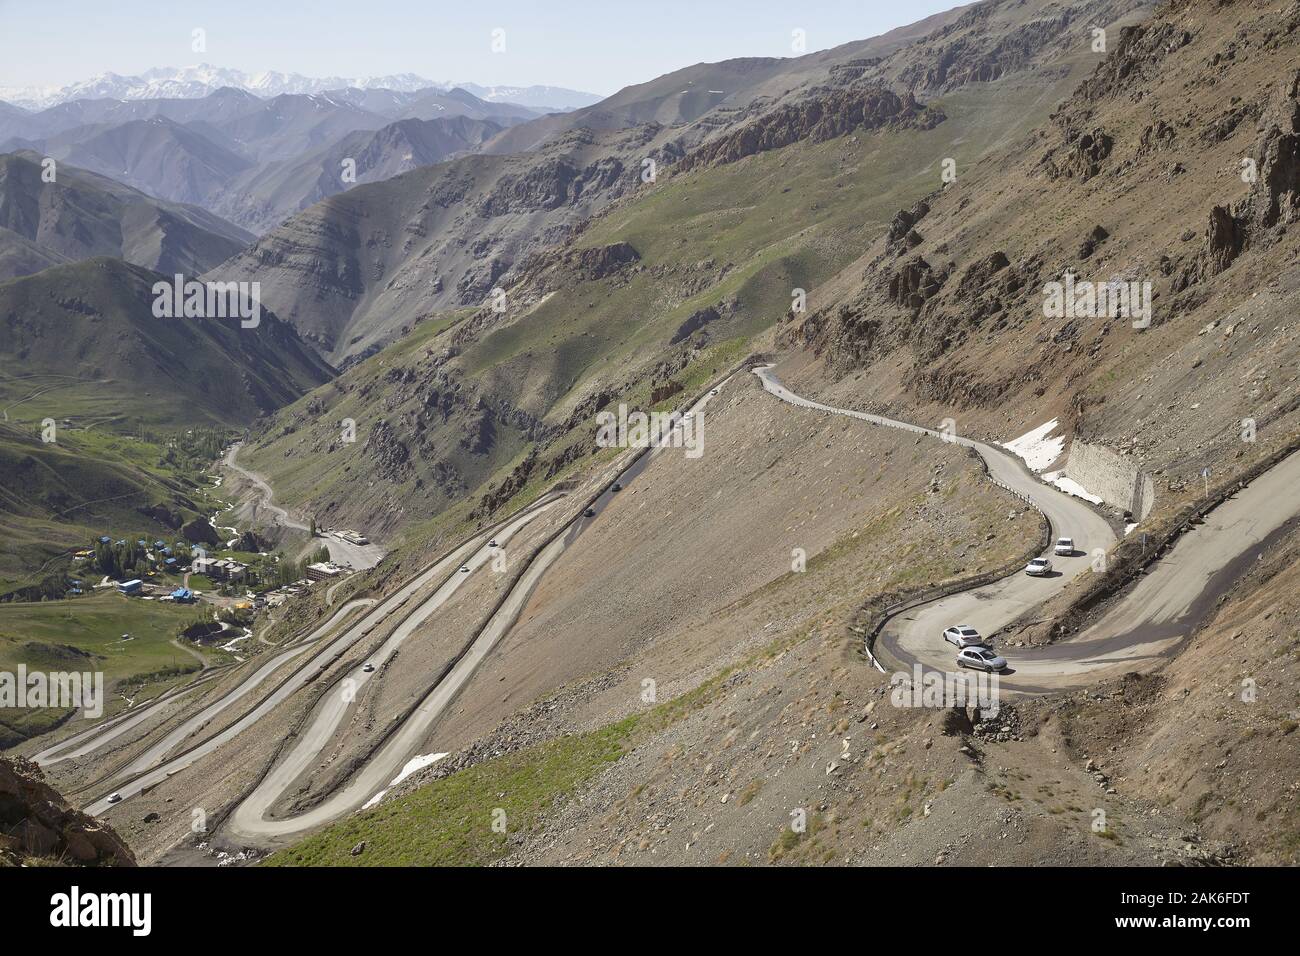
[1054,537,1075,556]
[1025,557,1053,576]
[942,625,986,648]
[956,647,1008,673]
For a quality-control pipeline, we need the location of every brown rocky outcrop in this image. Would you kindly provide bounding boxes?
[564,241,641,281]
[886,200,932,250]
[361,419,412,482]
[1042,127,1114,181]
[888,257,947,312]
[0,757,135,866]
[670,305,722,344]
[679,84,941,171]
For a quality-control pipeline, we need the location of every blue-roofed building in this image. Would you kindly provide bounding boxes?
[116,579,143,595]
[170,588,194,603]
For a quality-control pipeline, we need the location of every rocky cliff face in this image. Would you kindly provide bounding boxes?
[793,0,1300,501]
[678,83,941,171]
[1,757,135,866]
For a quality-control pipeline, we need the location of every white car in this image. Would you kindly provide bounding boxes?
[710,388,719,396]
[942,625,986,649]
[459,565,471,573]
[488,539,499,548]
[362,663,375,673]
[956,647,1008,673]
[107,792,122,804]
[1025,557,1053,576]
[1054,537,1075,556]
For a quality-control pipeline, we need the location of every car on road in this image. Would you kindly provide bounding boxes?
[956,647,1008,673]
[1054,537,1075,556]
[710,388,719,396]
[584,507,597,517]
[362,663,375,673]
[488,539,498,548]
[942,625,987,649]
[107,792,122,804]
[459,565,470,573]
[1025,557,1053,576]
[612,483,623,492]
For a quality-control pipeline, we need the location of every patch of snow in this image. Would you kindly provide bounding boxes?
[1124,522,1139,535]
[359,753,450,811]
[391,752,449,787]
[1043,472,1104,505]
[1001,420,1065,472]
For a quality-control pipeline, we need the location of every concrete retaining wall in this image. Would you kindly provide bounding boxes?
[1064,440,1155,520]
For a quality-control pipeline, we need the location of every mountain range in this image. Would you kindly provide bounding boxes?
[0,65,602,112]
[0,87,539,234]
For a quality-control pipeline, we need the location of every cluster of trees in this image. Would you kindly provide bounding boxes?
[154,426,232,472]
[91,538,146,579]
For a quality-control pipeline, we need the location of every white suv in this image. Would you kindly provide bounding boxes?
[1054,537,1075,556]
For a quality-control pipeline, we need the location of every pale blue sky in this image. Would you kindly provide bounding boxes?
[0,0,962,96]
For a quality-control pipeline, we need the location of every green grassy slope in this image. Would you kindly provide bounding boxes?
[0,590,223,747]
[0,257,333,430]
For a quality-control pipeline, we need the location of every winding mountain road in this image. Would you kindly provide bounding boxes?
[755,366,1300,691]
[67,364,1298,846]
[224,443,385,569]
[221,382,730,845]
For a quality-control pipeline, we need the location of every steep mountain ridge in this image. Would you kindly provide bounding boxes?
[0,150,253,281]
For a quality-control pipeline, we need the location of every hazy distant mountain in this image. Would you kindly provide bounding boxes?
[451,83,603,111]
[212,114,510,233]
[0,88,265,142]
[0,150,253,281]
[0,86,545,233]
[22,116,256,209]
[0,65,602,112]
